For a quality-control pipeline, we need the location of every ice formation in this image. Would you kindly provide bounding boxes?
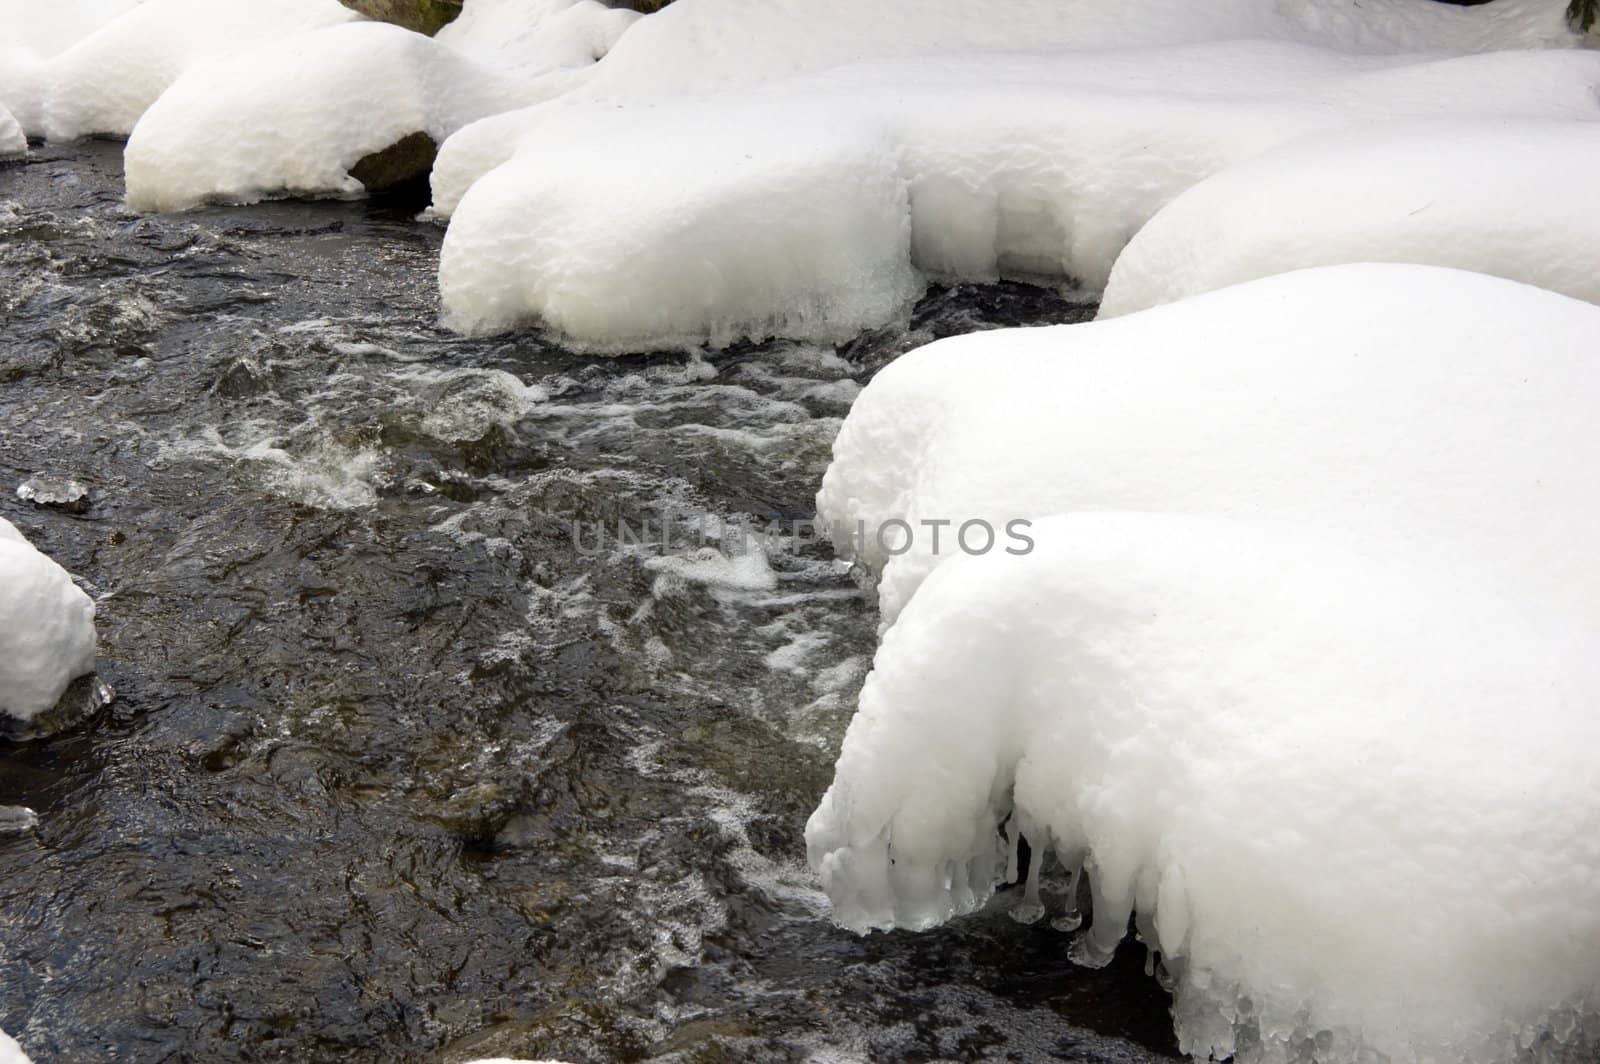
[124,0,638,211]
[0,101,21,157]
[808,264,1600,1061]
[1102,119,1600,316]
[432,0,1597,346]
[807,511,1600,1062]
[0,517,97,722]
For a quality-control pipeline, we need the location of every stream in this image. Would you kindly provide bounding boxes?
[0,140,1179,1063]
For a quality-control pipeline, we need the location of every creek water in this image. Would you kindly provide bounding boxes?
[0,140,1178,1063]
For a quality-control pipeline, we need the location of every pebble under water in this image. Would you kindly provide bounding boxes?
[0,141,1180,1063]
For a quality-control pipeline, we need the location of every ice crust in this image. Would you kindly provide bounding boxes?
[1102,118,1600,316]
[123,0,638,211]
[807,265,1600,1062]
[0,517,97,723]
[431,0,1596,346]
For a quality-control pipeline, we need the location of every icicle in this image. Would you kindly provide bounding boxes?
[1008,827,1046,924]
[1051,859,1084,932]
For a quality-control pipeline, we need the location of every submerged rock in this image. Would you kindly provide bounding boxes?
[349,130,438,195]
[337,0,462,35]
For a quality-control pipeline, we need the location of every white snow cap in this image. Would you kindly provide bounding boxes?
[817,263,1600,629]
[41,0,359,141]
[808,511,1600,1063]
[0,1026,31,1064]
[123,0,638,211]
[0,517,97,723]
[1102,118,1600,316]
[0,0,142,133]
[432,0,1598,348]
[0,0,358,140]
[808,264,1600,1062]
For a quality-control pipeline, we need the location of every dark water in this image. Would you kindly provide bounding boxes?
[0,140,1178,1063]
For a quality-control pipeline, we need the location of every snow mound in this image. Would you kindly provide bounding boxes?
[1102,119,1600,316]
[437,45,1600,347]
[815,264,1600,629]
[0,101,22,158]
[806,511,1600,1063]
[0,517,96,723]
[40,0,358,141]
[124,0,637,211]
[0,0,142,133]
[579,0,1579,100]
[0,1027,30,1064]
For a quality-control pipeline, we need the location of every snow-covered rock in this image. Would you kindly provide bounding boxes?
[0,0,358,139]
[1102,119,1600,316]
[816,263,1600,630]
[806,510,1600,1063]
[430,0,1598,348]
[808,264,1600,1061]
[123,0,637,211]
[436,45,1600,347]
[40,0,359,141]
[0,1027,31,1064]
[0,517,96,723]
[0,0,141,133]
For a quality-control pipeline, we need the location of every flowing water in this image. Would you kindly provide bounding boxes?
[0,141,1179,1063]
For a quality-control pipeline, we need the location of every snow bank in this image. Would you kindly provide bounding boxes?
[123,0,637,211]
[807,511,1600,1063]
[1102,119,1600,316]
[816,263,1600,628]
[437,45,1600,347]
[0,517,96,723]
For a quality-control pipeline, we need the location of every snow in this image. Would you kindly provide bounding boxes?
[0,1027,30,1064]
[0,0,141,133]
[1102,118,1600,316]
[41,0,359,141]
[0,0,357,139]
[434,19,1600,347]
[123,0,638,211]
[816,263,1600,628]
[807,511,1600,1063]
[808,265,1600,1061]
[0,517,97,723]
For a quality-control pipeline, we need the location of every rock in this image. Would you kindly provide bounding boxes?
[0,674,114,742]
[16,475,90,514]
[349,131,438,196]
[336,0,462,35]
[0,807,38,835]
